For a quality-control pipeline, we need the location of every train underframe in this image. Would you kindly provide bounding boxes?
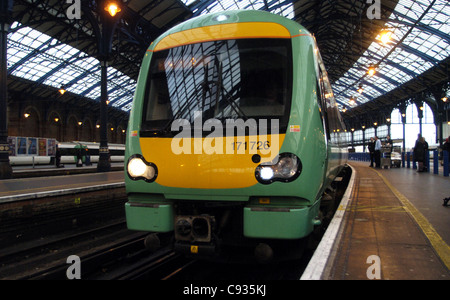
[134,167,350,263]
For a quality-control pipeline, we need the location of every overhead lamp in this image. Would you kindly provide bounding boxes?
[378,30,393,45]
[442,96,448,102]
[54,118,59,122]
[349,97,356,106]
[357,85,364,94]
[367,66,376,76]
[59,86,66,95]
[24,113,30,118]
[386,118,391,122]
[373,122,378,126]
[78,121,83,126]
[104,1,122,17]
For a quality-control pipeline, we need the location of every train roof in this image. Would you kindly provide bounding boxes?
[148,10,311,52]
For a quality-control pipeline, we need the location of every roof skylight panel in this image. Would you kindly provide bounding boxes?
[7,22,137,112]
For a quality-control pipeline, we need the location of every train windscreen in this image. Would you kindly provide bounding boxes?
[141,38,292,136]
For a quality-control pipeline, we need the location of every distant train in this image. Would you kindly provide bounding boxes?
[9,141,125,166]
[124,10,347,262]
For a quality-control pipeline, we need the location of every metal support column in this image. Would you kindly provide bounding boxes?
[97,60,110,172]
[0,0,13,179]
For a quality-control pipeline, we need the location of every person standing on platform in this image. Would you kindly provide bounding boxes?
[368,137,375,167]
[443,136,450,168]
[421,136,429,171]
[413,134,425,172]
[374,136,382,168]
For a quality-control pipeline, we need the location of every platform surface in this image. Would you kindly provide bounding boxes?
[0,171,124,199]
[324,162,450,280]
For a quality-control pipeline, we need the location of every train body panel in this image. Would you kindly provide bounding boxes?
[125,10,347,258]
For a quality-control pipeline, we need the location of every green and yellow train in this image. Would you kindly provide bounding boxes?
[124,10,347,261]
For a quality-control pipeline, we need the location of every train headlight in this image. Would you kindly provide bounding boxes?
[255,153,301,184]
[127,155,157,182]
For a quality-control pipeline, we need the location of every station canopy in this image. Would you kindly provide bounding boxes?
[6,0,450,115]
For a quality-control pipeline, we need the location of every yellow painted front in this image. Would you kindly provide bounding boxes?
[153,22,291,52]
[139,134,285,189]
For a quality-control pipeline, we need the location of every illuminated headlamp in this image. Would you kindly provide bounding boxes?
[127,154,158,182]
[255,153,302,184]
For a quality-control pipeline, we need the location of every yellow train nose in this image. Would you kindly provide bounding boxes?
[139,134,285,189]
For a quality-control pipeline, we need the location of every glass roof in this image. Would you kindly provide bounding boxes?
[7,22,136,112]
[6,0,449,114]
[186,0,294,18]
[333,0,449,109]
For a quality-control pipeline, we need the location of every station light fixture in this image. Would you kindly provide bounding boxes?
[24,113,30,118]
[104,1,122,17]
[357,85,364,94]
[367,66,376,76]
[59,85,66,95]
[349,97,356,106]
[442,96,448,102]
[378,30,393,45]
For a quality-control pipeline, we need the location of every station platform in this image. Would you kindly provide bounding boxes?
[303,161,450,280]
[0,170,124,200]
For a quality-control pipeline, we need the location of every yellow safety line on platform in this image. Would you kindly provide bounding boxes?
[373,169,450,270]
[339,205,407,213]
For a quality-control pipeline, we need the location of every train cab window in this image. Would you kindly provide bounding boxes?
[141,38,293,136]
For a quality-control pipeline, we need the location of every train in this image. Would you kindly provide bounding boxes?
[9,141,125,166]
[124,10,348,262]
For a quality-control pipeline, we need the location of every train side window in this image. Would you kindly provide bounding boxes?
[317,71,331,141]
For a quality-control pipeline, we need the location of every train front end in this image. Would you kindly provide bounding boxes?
[125,11,329,260]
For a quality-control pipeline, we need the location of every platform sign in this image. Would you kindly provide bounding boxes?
[47,139,56,156]
[38,138,47,156]
[27,138,37,155]
[7,137,16,156]
[17,137,27,155]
